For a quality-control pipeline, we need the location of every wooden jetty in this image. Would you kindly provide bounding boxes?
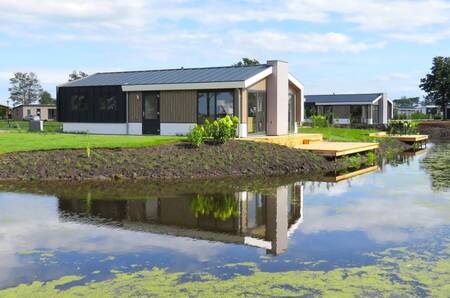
[244,134,379,157]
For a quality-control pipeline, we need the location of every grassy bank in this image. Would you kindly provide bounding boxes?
[0,132,183,153]
[0,141,338,181]
[299,127,378,142]
[0,120,62,132]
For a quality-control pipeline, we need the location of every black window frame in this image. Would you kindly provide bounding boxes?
[197,90,235,124]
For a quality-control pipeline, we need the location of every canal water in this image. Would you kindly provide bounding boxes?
[0,142,448,297]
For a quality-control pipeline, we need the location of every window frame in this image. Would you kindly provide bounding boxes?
[197,90,235,124]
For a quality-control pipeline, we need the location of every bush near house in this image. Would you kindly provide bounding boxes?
[310,115,328,127]
[187,115,239,146]
[410,113,430,120]
[387,120,418,135]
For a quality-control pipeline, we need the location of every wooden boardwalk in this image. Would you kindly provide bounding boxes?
[295,141,379,157]
[369,132,429,143]
[243,133,379,157]
[244,133,323,147]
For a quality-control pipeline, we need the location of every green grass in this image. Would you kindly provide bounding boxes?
[299,127,378,142]
[0,120,62,132]
[0,132,184,153]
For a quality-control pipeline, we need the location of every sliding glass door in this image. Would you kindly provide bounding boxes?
[288,91,295,133]
[248,91,266,134]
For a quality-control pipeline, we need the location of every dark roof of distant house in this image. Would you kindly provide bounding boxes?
[13,104,56,109]
[60,64,272,87]
[305,93,384,104]
[0,104,10,109]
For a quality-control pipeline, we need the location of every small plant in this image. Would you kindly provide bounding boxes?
[86,143,91,158]
[366,151,377,166]
[311,115,328,127]
[187,125,206,147]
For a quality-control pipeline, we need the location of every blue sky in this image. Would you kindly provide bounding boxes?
[1,0,450,105]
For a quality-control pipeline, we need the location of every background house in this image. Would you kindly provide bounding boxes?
[57,60,304,137]
[0,104,11,120]
[12,104,57,121]
[305,93,393,125]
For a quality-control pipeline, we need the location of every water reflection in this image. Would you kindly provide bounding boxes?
[58,183,304,255]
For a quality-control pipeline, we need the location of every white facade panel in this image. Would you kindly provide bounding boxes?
[239,123,248,138]
[128,123,142,135]
[63,123,127,135]
[160,123,196,135]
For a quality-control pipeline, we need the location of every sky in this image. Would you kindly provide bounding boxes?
[1,0,450,105]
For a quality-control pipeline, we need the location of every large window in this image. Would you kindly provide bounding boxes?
[197,90,234,123]
[57,86,125,123]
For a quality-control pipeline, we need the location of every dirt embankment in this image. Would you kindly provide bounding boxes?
[418,121,450,140]
[0,139,411,182]
[0,141,339,181]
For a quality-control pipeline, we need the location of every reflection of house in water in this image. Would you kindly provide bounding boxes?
[58,183,303,255]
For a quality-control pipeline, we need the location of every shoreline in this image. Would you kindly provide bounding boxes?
[0,139,408,182]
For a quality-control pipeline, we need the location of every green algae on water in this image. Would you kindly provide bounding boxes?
[1,243,449,298]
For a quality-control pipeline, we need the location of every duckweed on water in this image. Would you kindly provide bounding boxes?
[2,244,449,298]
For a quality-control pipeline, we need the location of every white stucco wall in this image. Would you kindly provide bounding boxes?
[63,123,127,135]
[266,60,289,136]
[160,123,196,135]
[128,123,142,135]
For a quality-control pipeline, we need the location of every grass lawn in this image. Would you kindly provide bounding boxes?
[0,132,184,153]
[299,127,379,142]
[0,120,62,132]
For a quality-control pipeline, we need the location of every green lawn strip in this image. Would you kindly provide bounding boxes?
[0,132,184,153]
[0,120,62,132]
[299,127,379,142]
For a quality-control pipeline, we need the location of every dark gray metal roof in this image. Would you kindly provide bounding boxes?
[61,64,272,87]
[305,93,383,104]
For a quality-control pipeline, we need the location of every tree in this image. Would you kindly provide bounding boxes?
[69,70,88,81]
[233,58,260,66]
[393,96,420,107]
[39,90,56,105]
[420,56,450,120]
[8,72,43,106]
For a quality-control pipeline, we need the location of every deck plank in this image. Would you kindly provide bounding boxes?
[295,142,379,157]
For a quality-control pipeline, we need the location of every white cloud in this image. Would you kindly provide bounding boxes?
[1,0,449,46]
[231,31,385,54]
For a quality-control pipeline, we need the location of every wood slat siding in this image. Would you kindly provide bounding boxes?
[160,90,197,123]
[128,92,142,122]
[248,79,266,91]
[289,82,302,124]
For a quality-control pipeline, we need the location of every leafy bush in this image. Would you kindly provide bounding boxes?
[411,113,430,120]
[187,125,206,147]
[187,116,239,147]
[387,120,418,135]
[366,151,377,166]
[311,115,328,127]
[204,115,239,144]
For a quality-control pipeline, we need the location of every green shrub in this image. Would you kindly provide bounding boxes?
[366,151,377,166]
[204,115,239,144]
[187,125,206,147]
[411,113,430,120]
[387,120,418,135]
[311,115,328,127]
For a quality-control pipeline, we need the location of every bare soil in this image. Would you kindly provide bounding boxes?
[0,141,337,181]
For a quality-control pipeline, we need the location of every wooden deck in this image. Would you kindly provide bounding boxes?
[369,132,429,143]
[320,166,379,182]
[295,141,379,157]
[243,133,379,157]
[244,133,323,147]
